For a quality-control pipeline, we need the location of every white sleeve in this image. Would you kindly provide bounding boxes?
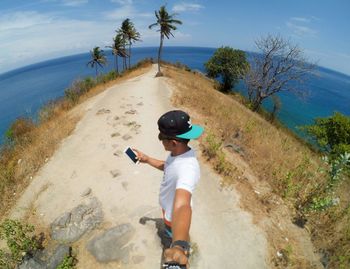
[176,162,199,193]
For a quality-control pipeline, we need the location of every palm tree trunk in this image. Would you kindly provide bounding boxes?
[129,43,131,69]
[95,65,98,77]
[115,55,118,73]
[157,34,164,75]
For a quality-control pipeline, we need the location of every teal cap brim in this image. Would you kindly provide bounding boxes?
[176,125,204,139]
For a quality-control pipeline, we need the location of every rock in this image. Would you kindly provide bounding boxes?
[51,197,103,243]
[19,258,46,269]
[136,102,143,106]
[113,150,123,157]
[19,244,70,269]
[121,181,128,190]
[46,245,70,269]
[86,223,135,263]
[81,188,92,197]
[125,109,137,115]
[111,132,121,137]
[18,159,22,164]
[110,170,121,178]
[122,134,132,141]
[96,109,111,115]
[132,255,145,264]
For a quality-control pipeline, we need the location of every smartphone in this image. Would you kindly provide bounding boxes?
[124,147,140,164]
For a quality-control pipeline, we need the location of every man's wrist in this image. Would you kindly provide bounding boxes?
[170,240,190,256]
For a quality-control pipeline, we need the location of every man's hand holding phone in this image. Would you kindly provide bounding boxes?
[132,148,149,163]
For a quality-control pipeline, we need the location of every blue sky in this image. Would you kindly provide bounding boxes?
[0,0,349,75]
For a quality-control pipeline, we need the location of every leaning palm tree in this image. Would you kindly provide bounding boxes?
[149,5,182,76]
[106,34,128,73]
[87,46,107,76]
[118,19,141,69]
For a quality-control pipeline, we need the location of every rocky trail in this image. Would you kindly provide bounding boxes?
[9,65,268,268]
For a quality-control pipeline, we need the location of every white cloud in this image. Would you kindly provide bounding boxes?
[104,5,152,20]
[0,11,53,31]
[0,8,160,73]
[172,3,204,12]
[286,22,318,37]
[0,11,116,73]
[291,17,310,23]
[286,16,318,38]
[61,0,88,7]
[110,0,133,5]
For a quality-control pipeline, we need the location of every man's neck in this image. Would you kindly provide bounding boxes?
[170,145,191,157]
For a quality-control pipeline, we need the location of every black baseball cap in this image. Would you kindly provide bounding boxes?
[157,110,204,139]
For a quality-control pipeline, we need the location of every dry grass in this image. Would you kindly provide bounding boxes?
[164,64,349,269]
[0,62,152,219]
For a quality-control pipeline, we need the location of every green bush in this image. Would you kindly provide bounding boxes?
[0,219,39,267]
[5,117,35,145]
[204,133,222,159]
[204,46,249,92]
[303,112,350,156]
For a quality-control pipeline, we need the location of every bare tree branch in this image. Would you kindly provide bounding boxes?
[245,34,315,111]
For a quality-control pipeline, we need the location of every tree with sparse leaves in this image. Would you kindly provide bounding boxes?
[86,47,107,76]
[118,19,141,69]
[149,5,182,76]
[106,33,128,73]
[245,34,315,111]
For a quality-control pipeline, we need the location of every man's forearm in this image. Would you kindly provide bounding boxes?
[146,157,165,171]
[171,205,192,242]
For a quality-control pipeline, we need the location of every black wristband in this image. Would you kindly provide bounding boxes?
[170,240,190,256]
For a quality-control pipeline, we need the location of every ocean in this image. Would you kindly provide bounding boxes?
[0,46,349,143]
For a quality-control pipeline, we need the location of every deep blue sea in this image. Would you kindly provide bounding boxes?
[0,46,349,143]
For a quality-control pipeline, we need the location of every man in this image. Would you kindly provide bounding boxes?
[134,110,203,267]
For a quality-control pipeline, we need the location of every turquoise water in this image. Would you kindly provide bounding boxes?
[0,46,349,143]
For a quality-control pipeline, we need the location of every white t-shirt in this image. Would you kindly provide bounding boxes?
[159,148,200,222]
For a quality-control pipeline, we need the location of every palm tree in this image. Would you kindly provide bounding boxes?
[87,47,107,76]
[119,19,141,69]
[149,5,182,76]
[106,34,128,73]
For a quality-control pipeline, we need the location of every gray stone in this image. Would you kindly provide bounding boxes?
[46,245,70,269]
[19,244,70,269]
[111,132,121,137]
[132,255,145,264]
[81,188,92,197]
[113,150,123,157]
[87,223,135,263]
[51,197,103,243]
[122,134,132,141]
[96,109,111,115]
[125,109,137,115]
[110,169,121,178]
[18,258,45,269]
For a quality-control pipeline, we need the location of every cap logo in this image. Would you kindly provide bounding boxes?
[188,119,192,128]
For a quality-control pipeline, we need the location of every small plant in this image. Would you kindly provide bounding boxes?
[305,153,349,212]
[203,133,222,159]
[57,254,77,269]
[0,219,39,267]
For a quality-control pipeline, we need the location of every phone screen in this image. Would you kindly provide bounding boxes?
[124,147,139,164]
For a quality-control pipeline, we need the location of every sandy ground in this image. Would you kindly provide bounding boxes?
[9,64,268,268]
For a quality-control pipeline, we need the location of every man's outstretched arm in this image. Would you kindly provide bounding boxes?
[164,189,192,266]
[133,148,165,171]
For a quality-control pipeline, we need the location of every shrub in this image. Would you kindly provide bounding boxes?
[57,253,77,269]
[204,46,249,92]
[303,112,350,157]
[5,117,35,145]
[0,219,39,267]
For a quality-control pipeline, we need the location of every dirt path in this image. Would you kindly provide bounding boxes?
[9,65,268,268]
